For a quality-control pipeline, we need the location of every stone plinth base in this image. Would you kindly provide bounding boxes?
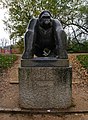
[19,59,72,109]
[21,57,69,67]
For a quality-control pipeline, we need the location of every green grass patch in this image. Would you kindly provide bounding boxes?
[0,54,18,69]
[76,55,88,69]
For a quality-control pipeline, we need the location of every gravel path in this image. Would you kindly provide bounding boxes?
[0,54,88,120]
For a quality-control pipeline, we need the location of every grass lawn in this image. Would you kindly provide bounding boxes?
[0,54,18,70]
[76,55,88,69]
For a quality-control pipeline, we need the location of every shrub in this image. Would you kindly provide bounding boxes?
[0,54,18,69]
[76,55,88,69]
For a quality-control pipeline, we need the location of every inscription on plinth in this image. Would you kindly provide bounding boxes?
[19,64,72,109]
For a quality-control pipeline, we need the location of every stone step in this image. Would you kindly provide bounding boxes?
[0,108,88,115]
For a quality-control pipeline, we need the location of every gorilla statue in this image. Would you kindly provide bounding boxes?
[22,11,68,59]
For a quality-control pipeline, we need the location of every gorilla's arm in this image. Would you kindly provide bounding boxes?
[53,19,68,58]
[53,19,67,49]
[22,18,37,59]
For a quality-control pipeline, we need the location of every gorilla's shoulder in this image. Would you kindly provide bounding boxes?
[53,19,62,28]
[27,18,38,30]
[30,18,38,23]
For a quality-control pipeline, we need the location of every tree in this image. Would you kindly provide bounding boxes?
[1,0,88,52]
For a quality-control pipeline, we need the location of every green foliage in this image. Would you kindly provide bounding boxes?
[77,55,88,69]
[1,0,88,51]
[0,54,18,69]
[67,40,88,53]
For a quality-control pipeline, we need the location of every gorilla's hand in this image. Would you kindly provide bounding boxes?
[22,51,33,59]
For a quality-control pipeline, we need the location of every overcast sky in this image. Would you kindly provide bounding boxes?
[0,8,10,47]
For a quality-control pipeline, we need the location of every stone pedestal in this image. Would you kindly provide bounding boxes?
[19,57,72,109]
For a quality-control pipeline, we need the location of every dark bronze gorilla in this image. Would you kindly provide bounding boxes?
[22,11,68,59]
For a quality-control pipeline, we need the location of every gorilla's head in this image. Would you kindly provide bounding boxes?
[39,11,52,29]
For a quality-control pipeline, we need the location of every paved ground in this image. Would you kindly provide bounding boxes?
[0,53,88,120]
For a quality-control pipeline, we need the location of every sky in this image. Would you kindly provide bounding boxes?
[0,8,10,47]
